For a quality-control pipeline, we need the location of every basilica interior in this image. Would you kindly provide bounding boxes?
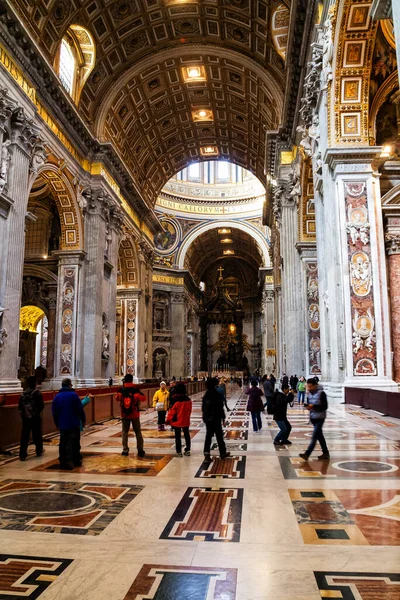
[0,0,400,599]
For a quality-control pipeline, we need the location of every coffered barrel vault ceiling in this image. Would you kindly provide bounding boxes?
[184,226,264,282]
[11,0,286,207]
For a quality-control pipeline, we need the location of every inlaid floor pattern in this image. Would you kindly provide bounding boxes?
[1,385,400,599]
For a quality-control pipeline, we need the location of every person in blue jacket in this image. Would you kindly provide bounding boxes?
[52,378,86,470]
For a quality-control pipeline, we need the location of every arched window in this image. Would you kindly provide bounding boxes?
[59,39,75,95]
[55,25,95,104]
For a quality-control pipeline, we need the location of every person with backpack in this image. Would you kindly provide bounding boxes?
[299,378,330,460]
[297,377,306,404]
[116,374,146,457]
[18,376,44,461]
[245,379,264,432]
[202,377,230,461]
[273,384,294,445]
[166,383,192,456]
[52,378,86,470]
[153,381,170,431]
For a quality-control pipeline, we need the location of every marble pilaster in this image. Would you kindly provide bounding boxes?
[325,148,396,392]
[261,279,275,375]
[384,215,400,382]
[51,250,85,389]
[43,285,57,381]
[170,291,188,378]
[117,290,140,381]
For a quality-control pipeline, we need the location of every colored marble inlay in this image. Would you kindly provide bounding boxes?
[211,442,247,451]
[315,571,400,599]
[0,480,142,535]
[223,430,248,441]
[160,487,243,542]
[195,456,246,479]
[290,489,400,545]
[123,564,237,599]
[110,429,199,439]
[280,457,400,479]
[32,452,172,476]
[0,554,72,599]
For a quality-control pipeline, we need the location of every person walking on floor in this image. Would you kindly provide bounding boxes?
[52,378,86,470]
[273,384,294,445]
[19,376,44,461]
[270,373,276,391]
[153,381,169,431]
[297,377,306,404]
[166,383,192,457]
[299,378,330,460]
[262,375,275,413]
[290,374,298,394]
[281,373,289,389]
[202,378,231,461]
[217,377,230,412]
[116,374,146,457]
[245,379,264,432]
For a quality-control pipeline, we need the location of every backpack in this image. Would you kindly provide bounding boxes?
[320,391,328,411]
[120,387,137,416]
[267,391,277,415]
[20,391,37,419]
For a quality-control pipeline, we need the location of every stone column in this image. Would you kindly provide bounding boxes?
[0,99,41,393]
[277,178,306,376]
[170,291,187,378]
[325,148,396,391]
[199,314,208,372]
[137,241,153,381]
[51,250,85,388]
[384,216,400,382]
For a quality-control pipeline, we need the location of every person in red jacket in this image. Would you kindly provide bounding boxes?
[116,374,146,457]
[166,383,192,457]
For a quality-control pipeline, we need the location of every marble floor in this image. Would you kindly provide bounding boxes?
[1,385,400,599]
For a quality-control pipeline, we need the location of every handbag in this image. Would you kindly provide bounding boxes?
[156,401,165,411]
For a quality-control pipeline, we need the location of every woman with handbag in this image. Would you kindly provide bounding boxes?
[166,383,192,456]
[153,381,170,431]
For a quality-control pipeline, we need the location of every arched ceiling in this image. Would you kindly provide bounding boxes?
[184,226,263,282]
[11,0,286,207]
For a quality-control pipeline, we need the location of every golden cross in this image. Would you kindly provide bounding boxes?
[218,266,224,279]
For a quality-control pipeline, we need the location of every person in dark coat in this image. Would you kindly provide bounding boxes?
[262,375,275,413]
[19,376,44,461]
[52,378,86,470]
[202,378,230,460]
[245,379,264,432]
[270,373,276,391]
[273,385,294,445]
[290,374,299,393]
[281,374,289,389]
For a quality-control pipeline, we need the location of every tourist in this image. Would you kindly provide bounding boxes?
[217,377,230,412]
[273,384,294,445]
[168,379,178,408]
[18,375,44,461]
[262,374,275,413]
[297,376,306,404]
[245,379,264,432]
[153,381,170,431]
[116,374,146,457]
[270,373,276,391]
[52,378,86,470]
[281,373,289,389]
[299,378,330,460]
[202,377,230,460]
[166,383,192,457]
[290,374,298,393]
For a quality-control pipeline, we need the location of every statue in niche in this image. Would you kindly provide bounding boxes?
[0,139,11,194]
[102,314,110,360]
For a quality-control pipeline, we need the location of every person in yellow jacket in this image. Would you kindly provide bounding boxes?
[153,381,170,431]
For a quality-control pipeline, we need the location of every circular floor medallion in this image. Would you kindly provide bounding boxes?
[332,460,398,473]
[0,491,95,514]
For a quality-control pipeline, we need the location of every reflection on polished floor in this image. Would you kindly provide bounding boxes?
[1,384,400,599]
